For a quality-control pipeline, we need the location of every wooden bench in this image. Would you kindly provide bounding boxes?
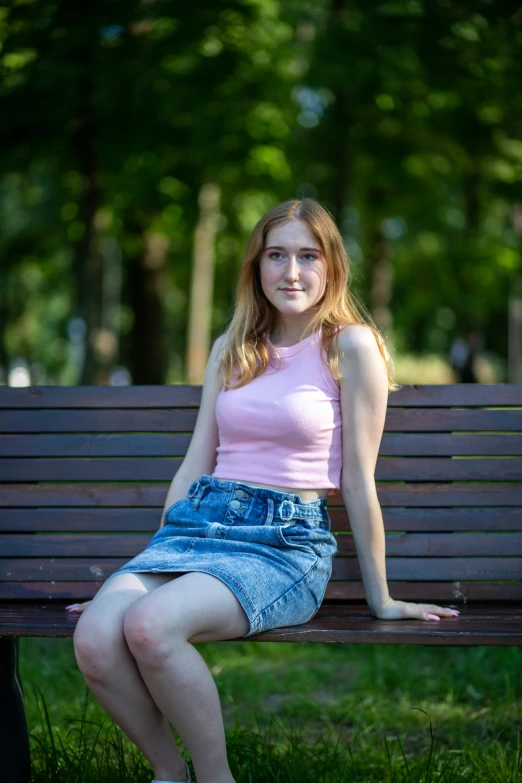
[1,383,521,782]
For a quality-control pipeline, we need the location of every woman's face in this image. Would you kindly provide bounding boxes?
[259,219,327,318]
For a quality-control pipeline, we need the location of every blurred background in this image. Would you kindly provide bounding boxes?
[1,0,521,388]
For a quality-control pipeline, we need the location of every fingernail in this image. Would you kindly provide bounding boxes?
[66,604,80,610]
[427,614,440,621]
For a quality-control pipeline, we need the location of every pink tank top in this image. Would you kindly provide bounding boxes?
[212,330,342,494]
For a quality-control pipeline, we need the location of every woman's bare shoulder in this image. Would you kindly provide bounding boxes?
[337,323,375,352]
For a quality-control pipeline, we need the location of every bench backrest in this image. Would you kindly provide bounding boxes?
[1,385,521,604]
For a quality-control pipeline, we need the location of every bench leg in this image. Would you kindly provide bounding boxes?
[0,637,31,783]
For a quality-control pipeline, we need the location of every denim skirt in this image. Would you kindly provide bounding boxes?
[106,474,338,637]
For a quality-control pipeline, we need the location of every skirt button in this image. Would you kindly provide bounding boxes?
[235,490,245,498]
[230,500,241,510]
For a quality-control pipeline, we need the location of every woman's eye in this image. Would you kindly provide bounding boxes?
[266,251,318,262]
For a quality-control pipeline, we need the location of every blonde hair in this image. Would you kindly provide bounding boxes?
[217,198,401,393]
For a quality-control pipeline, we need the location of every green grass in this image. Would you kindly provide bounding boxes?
[20,638,522,782]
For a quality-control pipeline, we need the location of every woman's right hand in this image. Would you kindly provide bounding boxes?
[65,600,91,614]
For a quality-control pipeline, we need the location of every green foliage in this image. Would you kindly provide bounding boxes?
[0,1,521,382]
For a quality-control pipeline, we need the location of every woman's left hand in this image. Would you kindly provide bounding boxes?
[371,598,460,622]
[65,600,91,614]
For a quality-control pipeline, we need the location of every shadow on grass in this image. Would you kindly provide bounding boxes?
[28,684,521,783]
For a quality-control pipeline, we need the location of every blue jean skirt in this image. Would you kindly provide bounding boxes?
[105,474,338,637]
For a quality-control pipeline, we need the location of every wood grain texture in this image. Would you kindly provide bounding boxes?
[0,383,520,407]
[1,407,521,433]
[2,455,521,482]
[2,532,522,558]
[2,433,522,458]
[1,556,521,582]
[1,506,521,533]
[0,602,520,646]
[2,482,522,507]
[0,581,520,602]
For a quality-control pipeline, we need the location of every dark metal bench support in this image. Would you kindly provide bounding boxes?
[0,638,31,783]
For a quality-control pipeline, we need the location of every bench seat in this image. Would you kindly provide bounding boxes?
[1,600,521,645]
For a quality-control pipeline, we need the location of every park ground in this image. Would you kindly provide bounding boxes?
[20,636,522,782]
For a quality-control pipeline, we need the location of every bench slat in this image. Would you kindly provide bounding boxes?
[2,482,522,506]
[334,533,522,556]
[2,507,521,532]
[3,533,522,557]
[1,408,521,433]
[0,602,520,646]
[2,456,521,481]
[1,556,521,581]
[0,409,200,433]
[1,581,520,602]
[324,581,522,602]
[2,433,522,457]
[385,408,522,431]
[331,507,522,531]
[332,557,522,580]
[0,386,202,408]
[1,384,520,407]
[257,605,522,646]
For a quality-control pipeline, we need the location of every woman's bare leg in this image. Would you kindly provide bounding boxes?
[73,572,190,781]
[123,572,250,783]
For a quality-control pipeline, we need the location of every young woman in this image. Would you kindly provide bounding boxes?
[67,198,459,783]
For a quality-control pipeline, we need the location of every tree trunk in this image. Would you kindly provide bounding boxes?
[332,88,352,228]
[69,40,102,386]
[508,205,522,382]
[127,232,169,385]
[187,182,221,384]
[367,187,394,344]
[369,226,394,336]
[331,0,352,226]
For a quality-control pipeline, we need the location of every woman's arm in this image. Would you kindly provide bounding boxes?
[338,325,459,622]
[341,483,391,615]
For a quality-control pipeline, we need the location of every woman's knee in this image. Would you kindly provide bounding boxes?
[122,574,250,663]
[123,597,186,667]
[73,611,126,682]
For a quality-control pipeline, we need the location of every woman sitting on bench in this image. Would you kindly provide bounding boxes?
[67,198,459,783]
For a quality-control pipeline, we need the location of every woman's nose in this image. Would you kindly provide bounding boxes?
[285,256,300,278]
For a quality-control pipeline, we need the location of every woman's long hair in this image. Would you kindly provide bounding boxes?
[217,198,401,393]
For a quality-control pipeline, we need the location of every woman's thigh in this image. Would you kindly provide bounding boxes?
[123,572,250,651]
[73,572,185,662]
[77,572,183,623]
